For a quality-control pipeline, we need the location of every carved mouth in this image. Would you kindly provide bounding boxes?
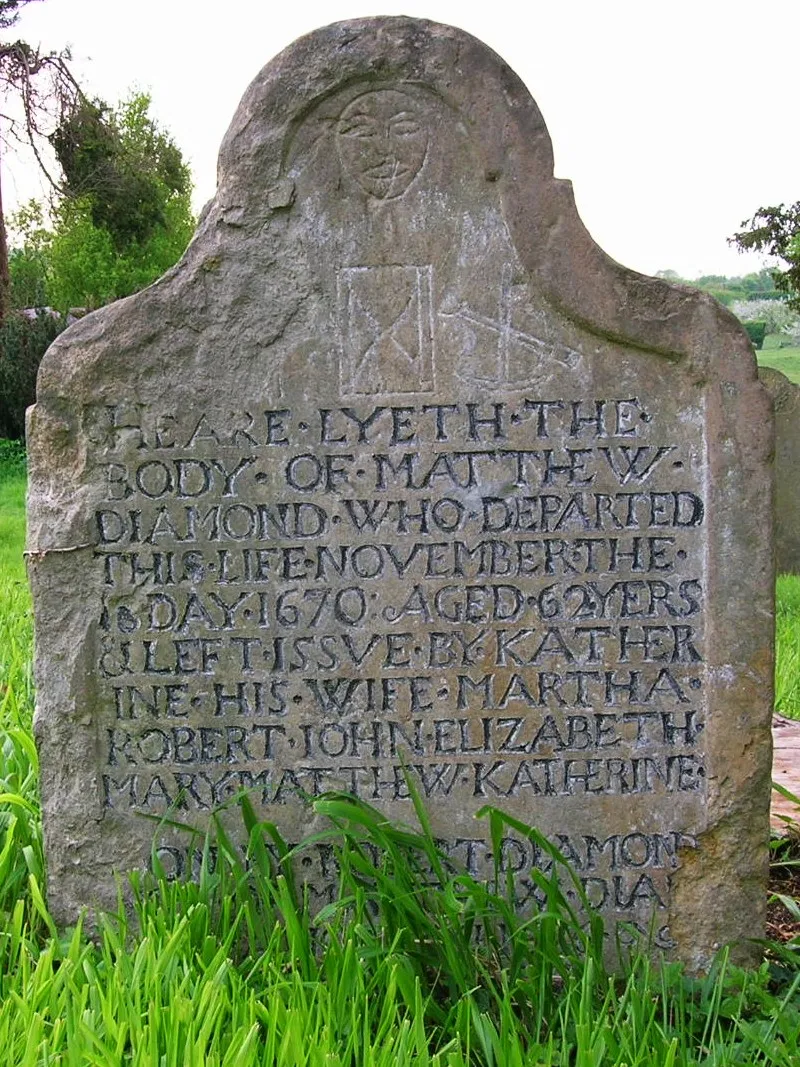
[362,158,412,181]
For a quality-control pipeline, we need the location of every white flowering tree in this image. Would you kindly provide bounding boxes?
[730,298,798,336]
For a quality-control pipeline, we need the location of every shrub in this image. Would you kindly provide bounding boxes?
[0,437,26,478]
[0,312,65,440]
[744,320,767,349]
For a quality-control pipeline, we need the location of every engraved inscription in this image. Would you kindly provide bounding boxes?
[84,393,707,941]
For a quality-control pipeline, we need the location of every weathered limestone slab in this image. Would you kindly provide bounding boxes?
[758,366,800,574]
[27,18,773,969]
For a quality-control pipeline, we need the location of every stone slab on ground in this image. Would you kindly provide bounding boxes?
[772,715,800,831]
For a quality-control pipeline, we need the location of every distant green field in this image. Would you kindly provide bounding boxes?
[757,335,800,384]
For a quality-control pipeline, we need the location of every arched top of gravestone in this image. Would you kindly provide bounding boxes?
[758,365,800,414]
[34,15,755,410]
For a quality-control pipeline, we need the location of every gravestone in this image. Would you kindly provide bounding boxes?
[758,366,800,574]
[27,17,773,969]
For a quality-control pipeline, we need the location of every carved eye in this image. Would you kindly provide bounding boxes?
[390,114,422,137]
[339,117,378,139]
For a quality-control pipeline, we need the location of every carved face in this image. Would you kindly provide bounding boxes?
[336,90,428,200]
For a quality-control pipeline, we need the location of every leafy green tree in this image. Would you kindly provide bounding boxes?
[0,0,82,320]
[11,93,194,310]
[6,196,48,305]
[52,92,192,255]
[730,203,800,311]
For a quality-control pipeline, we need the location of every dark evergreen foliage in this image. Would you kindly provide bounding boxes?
[52,95,192,253]
[0,311,63,438]
[743,320,767,350]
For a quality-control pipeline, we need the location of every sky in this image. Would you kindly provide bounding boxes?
[3,0,798,280]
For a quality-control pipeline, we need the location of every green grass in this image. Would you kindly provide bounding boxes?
[0,442,798,1064]
[762,335,796,352]
[0,793,797,1066]
[0,441,41,936]
[775,575,800,719]
[757,336,800,384]
[0,439,26,582]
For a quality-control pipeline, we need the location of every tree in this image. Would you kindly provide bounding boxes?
[0,0,83,320]
[653,268,781,307]
[53,93,191,252]
[6,195,48,305]
[11,92,194,310]
[730,203,800,312]
[655,269,682,283]
[730,298,797,337]
[0,1,38,28]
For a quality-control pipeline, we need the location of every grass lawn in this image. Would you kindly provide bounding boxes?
[757,336,800,384]
[0,441,25,582]
[1,445,798,1064]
